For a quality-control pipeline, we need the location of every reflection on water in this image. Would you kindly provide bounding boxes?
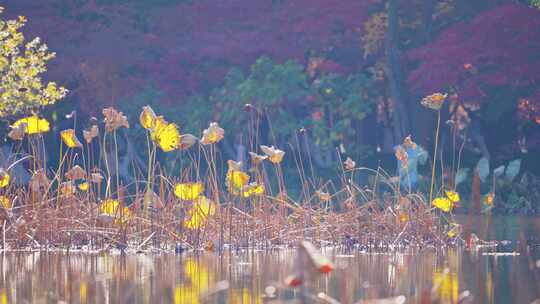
[0,216,538,303]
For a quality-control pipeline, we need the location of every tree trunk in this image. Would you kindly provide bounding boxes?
[385,0,410,145]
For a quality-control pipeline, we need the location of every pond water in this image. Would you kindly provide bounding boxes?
[0,215,539,304]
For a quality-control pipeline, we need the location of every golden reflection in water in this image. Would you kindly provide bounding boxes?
[0,247,535,303]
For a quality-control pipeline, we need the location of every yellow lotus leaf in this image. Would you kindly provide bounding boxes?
[260,145,285,164]
[12,116,50,134]
[174,182,204,201]
[185,196,215,229]
[0,196,11,209]
[60,129,83,148]
[445,190,460,203]
[433,197,453,212]
[139,105,156,130]
[78,181,89,192]
[242,182,265,198]
[0,170,9,188]
[151,116,180,152]
[99,199,132,225]
[100,199,120,216]
[200,122,224,145]
[226,170,249,190]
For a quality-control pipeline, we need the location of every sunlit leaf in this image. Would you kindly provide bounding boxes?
[484,192,495,206]
[0,196,11,209]
[444,190,460,203]
[0,169,9,188]
[151,116,180,152]
[226,170,250,195]
[185,196,215,229]
[433,197,453,212]
[99,199,132,225]
[139,105,157,130]
[78,181,89,192]
[242,182,265,198]
[12,116,50,134]
[60,129,83,148]
[174,182,204,201]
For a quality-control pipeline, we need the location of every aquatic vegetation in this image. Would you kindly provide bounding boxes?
[0,102,470,253]
[422,92,447,204]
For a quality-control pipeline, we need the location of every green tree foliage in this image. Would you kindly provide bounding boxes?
[210,56,374,160]
[0,7,67,118]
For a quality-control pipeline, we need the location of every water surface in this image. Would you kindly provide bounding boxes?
[0,215,539,304]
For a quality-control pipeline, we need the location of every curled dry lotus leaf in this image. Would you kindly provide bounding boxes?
[420,93,447,111]
[260,145,285,164]
[8,122,26,140]
[29,169,49,192]
[65,165,86,180]
[139,105,157,130]
[178,134,198,150]
[89,172,104,183]
[200,122,224,145]
[248,152,267,165]
[83,125,99,144]
[102,107,129,132]
[227,160,243,171]
[343,157,356,170]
